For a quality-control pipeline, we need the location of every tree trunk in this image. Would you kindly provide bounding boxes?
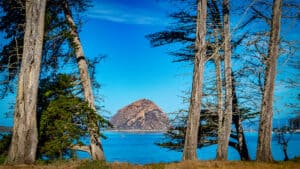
[256,0,282,162]
[283,144,289,161]
[182,0,207,161]
[6,0,46,164]
[216,0,233,160]
[215,56,226,160]
[231,72,250,160]
[62,2,105,160]
[232,116,250,160]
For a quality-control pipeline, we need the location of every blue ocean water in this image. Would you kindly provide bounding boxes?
[77,131,300,164]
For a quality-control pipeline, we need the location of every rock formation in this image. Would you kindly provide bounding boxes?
[110,99,169,131]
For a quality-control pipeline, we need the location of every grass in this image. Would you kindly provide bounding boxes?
[0,160,299,169]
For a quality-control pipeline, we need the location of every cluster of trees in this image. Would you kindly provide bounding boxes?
[0,0,298,165]
[147,0,299,162]
[0,0,108,164]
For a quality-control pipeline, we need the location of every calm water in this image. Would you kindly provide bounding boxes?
[77,131,300,164]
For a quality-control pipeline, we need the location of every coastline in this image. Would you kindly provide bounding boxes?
[104,129,167,133]
[0,126,12,133]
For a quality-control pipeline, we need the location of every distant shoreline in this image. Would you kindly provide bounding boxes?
[104,129,167,133]
[0,126,12,133]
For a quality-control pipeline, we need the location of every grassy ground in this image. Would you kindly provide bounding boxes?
[0,160,299,169]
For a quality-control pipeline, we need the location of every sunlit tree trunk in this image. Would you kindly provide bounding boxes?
[6,0,46,164]
[216,0,233,160]
[215,56,226,159]
[182,0,207,161]
[256,0,282,162]
[62,2,105,160]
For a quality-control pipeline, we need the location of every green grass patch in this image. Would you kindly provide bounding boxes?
[0,155,6,165]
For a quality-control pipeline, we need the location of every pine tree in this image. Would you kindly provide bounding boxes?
[37,74,110,160]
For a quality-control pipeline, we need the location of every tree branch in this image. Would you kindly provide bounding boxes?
[70,144,90,154]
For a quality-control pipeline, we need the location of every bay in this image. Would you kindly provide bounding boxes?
[77,131,300,164]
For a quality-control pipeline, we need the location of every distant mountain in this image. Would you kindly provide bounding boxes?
[110,99,169,131]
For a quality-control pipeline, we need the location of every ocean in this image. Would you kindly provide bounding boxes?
[77,131,300,164]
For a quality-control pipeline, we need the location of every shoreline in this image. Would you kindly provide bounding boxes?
[0,126,12,133]
[103,129,167,133]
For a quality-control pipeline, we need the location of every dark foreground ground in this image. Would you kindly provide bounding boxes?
[0,159,300,169]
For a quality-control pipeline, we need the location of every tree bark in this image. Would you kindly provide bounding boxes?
[216,0,233,160]
[62,2,105,160]
[256,0,282,162]
[232,115,250,160]
[182,0,207,161]
[6,0,46,164]
[215,56,226,160]
[232,76,250,161]
[231,72,250,160]
[71,145,91,153]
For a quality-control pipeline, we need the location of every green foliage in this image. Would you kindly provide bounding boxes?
[77,160,110,169]
[37,74,110,160]
[0,155,5,164]
[39,96,88,159]
[0,0,25,97]
[157,106,255,152]
[0,134,11,164]
[0,0,93,97]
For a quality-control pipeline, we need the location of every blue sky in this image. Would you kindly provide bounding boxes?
[80,0,191,116]
[0,0,192,126]
[0,0,299,126]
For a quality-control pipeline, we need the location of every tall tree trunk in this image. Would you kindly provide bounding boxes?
[6,0,46,164]
[62,2,105,160]
[182,0,207,161]
[215,56,226,160]
[232,116,250,160]
[283,144,289,161]
[256,0,282,162]
[232,73,250,161]
[216,0,233,160]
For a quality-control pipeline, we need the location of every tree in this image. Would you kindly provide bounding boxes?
[256,0,282,162]
[5,0,47,164]
[0,0,106,161]
[231,74,250,160]
[147,0,252,161]
[216,0,233,160]
[273,126,293,161]
[37,74,110,160]
[182,0,207,161]
[0,0,25,98]
[156,83,253,160]
[61,1,105,160]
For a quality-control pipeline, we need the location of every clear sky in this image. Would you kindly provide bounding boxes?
[0,0,299,126]
[0,0,192,126]
[80,0,192,117]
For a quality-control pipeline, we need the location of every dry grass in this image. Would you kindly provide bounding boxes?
[0,160,80,169]
[164,161,300,169]
[0,160,299,169]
